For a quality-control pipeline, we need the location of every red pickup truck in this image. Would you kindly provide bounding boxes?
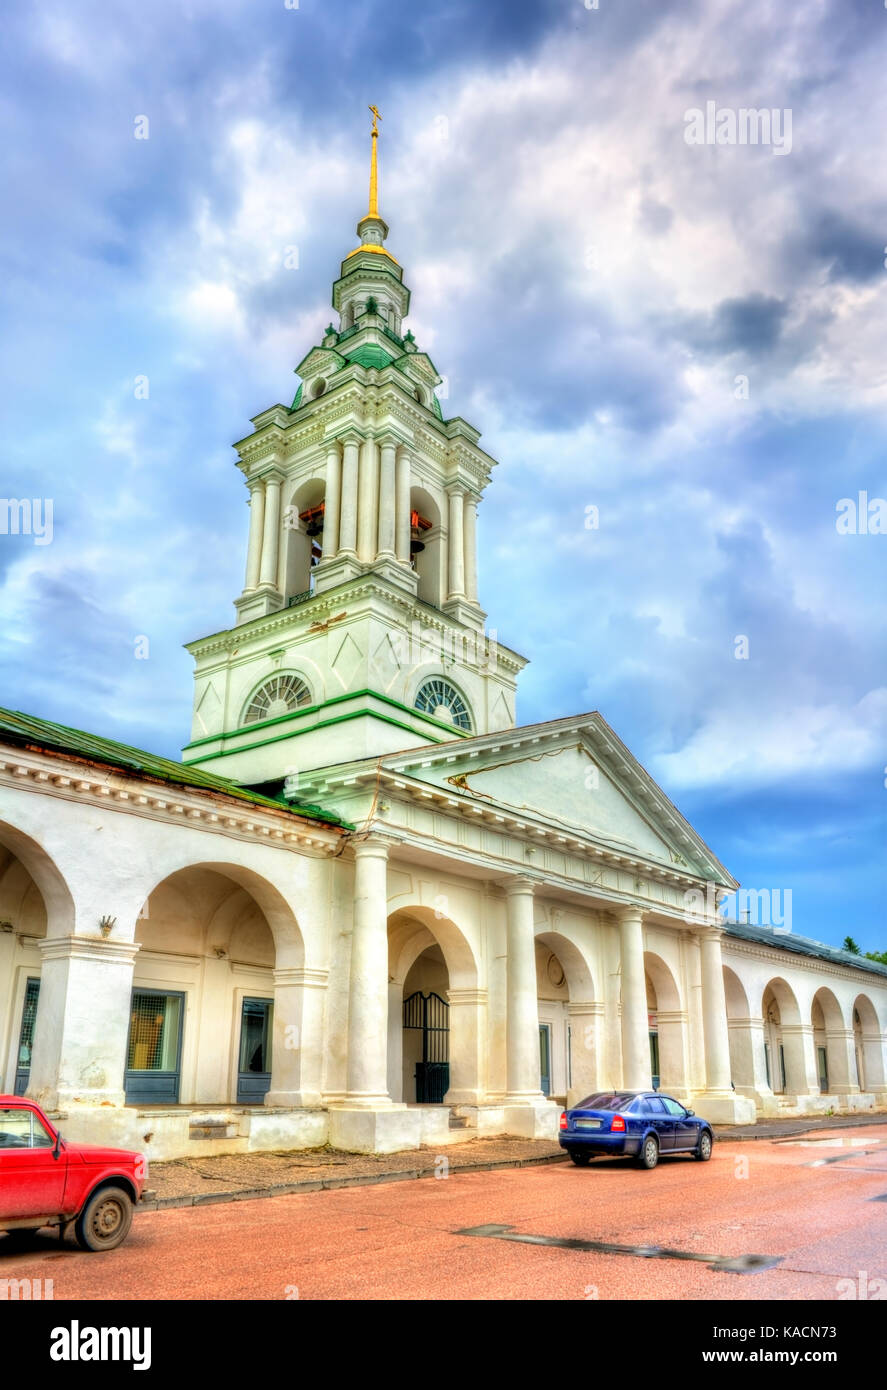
[0,1096,146,1252]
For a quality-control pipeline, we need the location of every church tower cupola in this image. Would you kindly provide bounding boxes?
[182,110,527,786]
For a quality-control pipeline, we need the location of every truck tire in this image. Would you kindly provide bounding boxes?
[74,1186,133,1252]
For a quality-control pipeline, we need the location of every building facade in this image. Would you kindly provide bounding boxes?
[1,121,885,1158]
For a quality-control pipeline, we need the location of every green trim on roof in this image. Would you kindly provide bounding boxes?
[185,705,451,765]
[0,705,349,828]
[432,394,443,421]
[289,382,303,412]
[182,686,473,755]
[344,344,396,370]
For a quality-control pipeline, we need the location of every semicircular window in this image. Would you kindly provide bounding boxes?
[243,674,312,726]
[414,678,472,731]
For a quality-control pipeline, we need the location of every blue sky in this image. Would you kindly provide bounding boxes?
[1,0,885,949]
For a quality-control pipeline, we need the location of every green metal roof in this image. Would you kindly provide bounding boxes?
[0,705,350,828]
[344,343,396,370]
[289,382,303,412]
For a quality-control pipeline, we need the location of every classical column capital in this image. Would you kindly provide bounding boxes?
[351,833,394,861]
[615,903,646,926]
[503,875,537,897]
[256,464,286,484]
[340,427,366,447]
[273,966,329,989]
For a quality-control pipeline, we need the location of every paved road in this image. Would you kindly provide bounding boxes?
[3,1125,886,1300]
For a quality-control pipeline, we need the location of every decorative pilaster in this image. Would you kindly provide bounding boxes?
[28,936,141,1110]
[265,967,329,1108]
[356,436,378,563]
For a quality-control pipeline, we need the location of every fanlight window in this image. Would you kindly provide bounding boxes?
[243,675,312,726]
[414,678,471,731]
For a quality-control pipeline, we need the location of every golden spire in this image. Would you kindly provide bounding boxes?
[368,104,381,218]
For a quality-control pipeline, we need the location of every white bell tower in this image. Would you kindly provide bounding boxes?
[183,109,526,787]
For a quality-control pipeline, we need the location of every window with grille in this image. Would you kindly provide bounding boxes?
[414,678,471,730]
[126,992,181,1072]
[17,978,39,1067]
[242,674,312,726]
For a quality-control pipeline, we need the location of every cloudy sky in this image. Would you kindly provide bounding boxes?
[1,0,885,949]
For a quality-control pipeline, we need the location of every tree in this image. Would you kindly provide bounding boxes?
[842,936,861,955]
[864,949,887,966]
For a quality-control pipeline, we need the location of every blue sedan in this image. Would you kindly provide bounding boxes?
[559,1090,714,1170]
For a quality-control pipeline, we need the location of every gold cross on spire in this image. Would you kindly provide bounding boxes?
[367,104,381,218]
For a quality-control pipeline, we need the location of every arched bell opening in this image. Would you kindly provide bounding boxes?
[282,478,326,601]
[409,487,444,607]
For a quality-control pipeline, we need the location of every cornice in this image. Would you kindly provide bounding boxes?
[722,935,887,990]
[0,751,341,855]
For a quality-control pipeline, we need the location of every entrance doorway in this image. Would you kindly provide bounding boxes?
[237,998,273,1103]
[403,991,449,1102]
[14,978,40,1095]
[125,989,184,1104]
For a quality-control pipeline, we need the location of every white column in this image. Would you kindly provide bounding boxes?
[377,438,397,558]
[463,494,478,602]
[505,878,543,1101]
[259,472,283,588]
[339,435,360,556]
[699,928,733,1093]
[447,487,465,599]
[345,839,391,1104]
[619,906,650,1089]
[356,436,378,563]
[395,449,411,563]
[265,967,328,1108]
[244,481,265,590]
[321,443,341,560]
[28,936,140,1110]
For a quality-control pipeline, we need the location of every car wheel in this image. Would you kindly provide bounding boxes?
[638,1135,659,1170]
[694,1130,713,1161]
[569,1151,592,1167]
[74,1186,133,1253]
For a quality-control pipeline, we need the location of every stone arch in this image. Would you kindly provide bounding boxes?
[387,904,482,1106]
[0,820,75,938]
[723,965,757,1094]
[139,861,304,969]
[644,952,687,1093]
[409,485,445,606]
[853,993,886,1093]
[762,977,805,1095]
[535,928,600,1103]
[811,986,850,1095]
[281,474,327,600]
[131,860,307,1107]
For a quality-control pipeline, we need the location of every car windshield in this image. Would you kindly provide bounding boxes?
[574,1092,637,1113]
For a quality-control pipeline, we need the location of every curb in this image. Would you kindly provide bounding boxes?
[140,1150,569,1211]
[713,1113,887,1141]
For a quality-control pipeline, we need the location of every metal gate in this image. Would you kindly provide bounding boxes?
[403,991,449,1103]
[15,978,40,1095]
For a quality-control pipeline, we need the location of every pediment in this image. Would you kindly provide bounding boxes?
[294,345,347,380]
[390,719,726,880]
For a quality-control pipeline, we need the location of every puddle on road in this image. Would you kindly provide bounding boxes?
[784,1136,880,1149]
[457,1224,782,1275]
